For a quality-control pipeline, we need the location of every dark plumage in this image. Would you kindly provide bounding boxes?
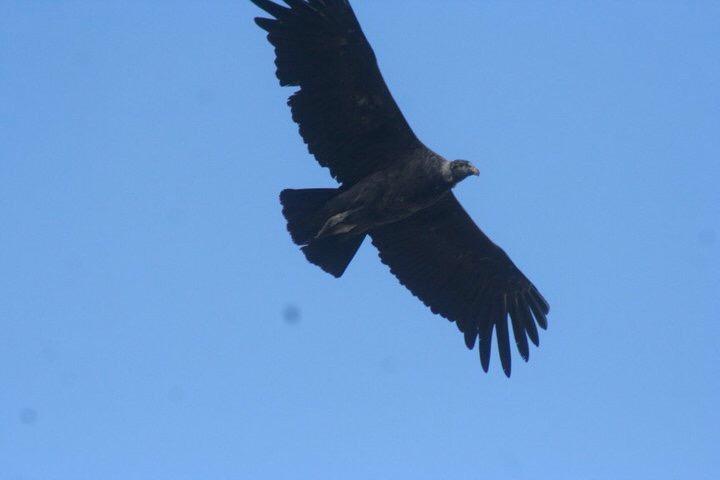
[250,0,550,376]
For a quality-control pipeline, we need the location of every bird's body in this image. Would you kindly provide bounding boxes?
[311,149,467,239]
[250,0,550,376]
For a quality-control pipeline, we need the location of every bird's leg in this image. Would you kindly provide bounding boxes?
[315,208,361,239]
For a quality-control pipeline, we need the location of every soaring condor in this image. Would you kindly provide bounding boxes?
[250,0,550,376]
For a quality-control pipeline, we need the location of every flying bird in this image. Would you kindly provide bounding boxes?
[250,0,550,376]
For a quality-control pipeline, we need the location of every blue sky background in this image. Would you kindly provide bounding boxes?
[2,1,719,479]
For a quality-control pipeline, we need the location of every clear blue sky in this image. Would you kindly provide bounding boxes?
[2,2,719,479]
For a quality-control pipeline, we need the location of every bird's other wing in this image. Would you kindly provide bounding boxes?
[251,0,422,186]
[370,193,550,377]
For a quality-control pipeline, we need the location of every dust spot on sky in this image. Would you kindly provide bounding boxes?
[65,256,84,272]
[168,386,186,403]
[40,346,57,362]
[19,408,37,425]
[61,372,78,387]
[195,88,215,105]
[282,304,301,325]
[502,452,523,478]
[379,356,397,374]
[698,228,716,247]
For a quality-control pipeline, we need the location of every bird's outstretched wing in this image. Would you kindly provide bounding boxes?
[251,0,421,186]
[370,193,550,377]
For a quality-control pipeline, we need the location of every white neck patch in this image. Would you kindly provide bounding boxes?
[440,161,454,184]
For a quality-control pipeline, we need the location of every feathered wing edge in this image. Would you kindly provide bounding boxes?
[371,193,549,377]
[249,0,421,186]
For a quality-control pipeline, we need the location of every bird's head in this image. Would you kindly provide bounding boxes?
[448,159,480,184]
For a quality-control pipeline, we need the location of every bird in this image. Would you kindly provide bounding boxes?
[249,0,550,376]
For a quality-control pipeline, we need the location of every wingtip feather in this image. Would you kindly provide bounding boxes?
[521,292,540,347]
[496,296,512,377]
[250,0,291,19]
[527,289,549,330]
[479,323,493,373]
[464,330,477,350]
[509,295,530,363]
[254,17,276,31]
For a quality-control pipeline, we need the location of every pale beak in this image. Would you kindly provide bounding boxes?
[470,166,480,176]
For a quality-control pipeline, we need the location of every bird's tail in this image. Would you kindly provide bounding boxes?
[280,188,364,278]
[280,188,337,245]
[301,235,365,278]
